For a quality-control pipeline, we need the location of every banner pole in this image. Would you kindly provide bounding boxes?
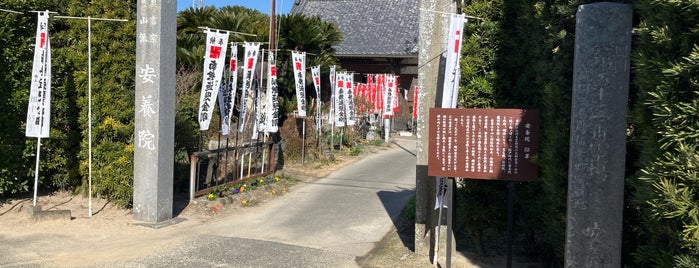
[317,97,321,150]
[87,16,93,217]
[446,178,454,268]
[261,133,267,173]
[53,15,128,218]
[240,147,245,180]
[340,127,344,151]
[434,179,444,266]
[216,131,221,186]
[302,118,306,165]
[247,151,252,177]
[32,137,42,207]
[507,181,515,268]
[225,136,230,180]
[330,116,335,153]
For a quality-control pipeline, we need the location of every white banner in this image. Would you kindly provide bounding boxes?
[328,65,336,125]
[218,44,238,136]
[252,77,261,140]
[441,14,467,108]
[265,52,279,133]
[216,80,228,134]
[383,74,395,116]
[334,72,346,127]
[292,51,307,117]
[311,65,322,130]
[239,42,260,132]
[198,30,229,130]
[26,12,52,138]
[434,177,449,209]
[254,52,266,140]
[393,79,400,112]
[345,73,356,126]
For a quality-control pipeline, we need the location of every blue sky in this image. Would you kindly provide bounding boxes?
[176,0,295,14]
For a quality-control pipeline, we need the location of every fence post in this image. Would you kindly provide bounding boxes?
[190,153,198,201]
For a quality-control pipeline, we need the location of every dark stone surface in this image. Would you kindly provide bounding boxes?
[565,3,633,267]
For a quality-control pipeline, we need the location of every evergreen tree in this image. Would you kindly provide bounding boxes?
[58,0,136,207]
[628,0,699,266]
[0,0,75,195]
[454,0,505,256]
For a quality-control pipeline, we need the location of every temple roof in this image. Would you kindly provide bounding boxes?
[290,0,419,57]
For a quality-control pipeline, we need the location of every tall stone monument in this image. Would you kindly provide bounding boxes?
[133,0,176,223]
[415,0,457,260]
[565,3,632,267]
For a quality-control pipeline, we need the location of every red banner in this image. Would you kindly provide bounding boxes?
[413,86,419,119]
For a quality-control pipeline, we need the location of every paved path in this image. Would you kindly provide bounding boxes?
[1,137,416,268]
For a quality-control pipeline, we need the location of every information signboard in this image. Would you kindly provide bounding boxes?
[428,108,540,181]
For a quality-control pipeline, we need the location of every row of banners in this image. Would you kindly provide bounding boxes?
[196,30,420,139]
[24,13,439,141]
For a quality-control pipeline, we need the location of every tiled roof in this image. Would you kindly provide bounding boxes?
[290,0,419,57]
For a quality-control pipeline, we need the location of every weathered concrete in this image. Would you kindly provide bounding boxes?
[415,0,457,262]
[564,3,633,267]
[133,0,177,223]
[27,205,72,221]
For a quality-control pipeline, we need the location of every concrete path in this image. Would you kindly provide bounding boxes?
[1,137,417,268]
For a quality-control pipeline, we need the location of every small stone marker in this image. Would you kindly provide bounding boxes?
[564,2,633,267]
[132,1,177,223]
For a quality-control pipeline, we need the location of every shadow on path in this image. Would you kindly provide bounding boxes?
[377,189,415,251]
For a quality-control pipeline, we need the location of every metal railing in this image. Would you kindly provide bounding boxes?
[189,141,276,200]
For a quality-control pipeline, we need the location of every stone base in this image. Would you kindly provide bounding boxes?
[134,217,187,229]
[27,205,72,221]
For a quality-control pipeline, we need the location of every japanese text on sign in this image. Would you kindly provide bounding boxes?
[428,108,540,181]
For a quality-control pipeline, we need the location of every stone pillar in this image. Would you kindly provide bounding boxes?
[133,0,177,223]
[565,3,632,267]
[415,0,457,259]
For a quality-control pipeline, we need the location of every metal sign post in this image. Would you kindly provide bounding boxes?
[428,108,541,267]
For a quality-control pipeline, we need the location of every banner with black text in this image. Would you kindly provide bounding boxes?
[291,51,307,117]
[26,12,52,138]
[198,30,229,130]
[264,52,279,133]
[218,43,237,136]
[239,42,260,132]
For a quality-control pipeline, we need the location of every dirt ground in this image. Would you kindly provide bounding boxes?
[0,138,535,267]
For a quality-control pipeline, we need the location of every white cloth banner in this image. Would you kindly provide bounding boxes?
[383,75,395,116]
[334,72,346,127]
[345,73,356,126]
[252,77,261,140]
[434,177,449,209]
[253,53,265,139]
[218,44,238,136]
[311,65,322,130]
[239,42,260,132]
[26,12,52,138]
[441,14,467,108]
[311,66,321,100]
[265,52,279,133]
[216,80,228,133]
[328,65,336,125]
[198,31,229,130]
[292,51,307,117]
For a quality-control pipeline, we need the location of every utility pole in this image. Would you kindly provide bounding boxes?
[415,0,457,264]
